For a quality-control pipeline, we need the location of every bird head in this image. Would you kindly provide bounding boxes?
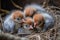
[11,10,24,23]
[33,13,44,28]
[24,7,36,17]
[23,17,34,30]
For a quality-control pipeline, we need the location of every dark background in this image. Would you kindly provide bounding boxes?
[1,0,42,10]
[1,0,29,10]
[1,0,58,11]
[1,0,60,11]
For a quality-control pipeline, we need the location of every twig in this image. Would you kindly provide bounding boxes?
[0,31,30,40]
[10,0,23,9]
[0,9,9,13]
[43,0,49,8]
[0,15,3,29]
[49,6,60,10]
[26,34,41,40]
[0,32,20,40]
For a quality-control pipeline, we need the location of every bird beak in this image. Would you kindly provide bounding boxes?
[34,23,37,27]
[21,19,25,23]
[29,25,33,30]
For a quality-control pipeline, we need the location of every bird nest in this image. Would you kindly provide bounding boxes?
[0,0,60,40]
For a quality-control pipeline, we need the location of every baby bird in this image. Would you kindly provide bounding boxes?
[17,17,34,34]
[24,4,45,17]
[33,12,54,32]
[23,17,34,30]
[3,10,24,33]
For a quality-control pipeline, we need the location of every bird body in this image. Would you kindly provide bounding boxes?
[3,10,24,33]
[3,14,15,33]
[33,12,54,32]
[41,13,54,32]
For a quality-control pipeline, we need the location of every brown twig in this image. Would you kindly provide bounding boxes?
[10,0,23,9]
[0,9,9,13]
[0,32,29,40]
[49,6,60,10]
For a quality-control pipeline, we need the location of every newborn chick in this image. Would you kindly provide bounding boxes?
[33,12,54,32]
[3,10,24,33]
[17,17,34,34]
[23,17,34,30]
[24,4,45,17]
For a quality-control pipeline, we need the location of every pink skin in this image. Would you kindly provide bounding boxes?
[21,19,25,23]
[34,23,37,28]
[29,25,33,30]
[21,19,33,30]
